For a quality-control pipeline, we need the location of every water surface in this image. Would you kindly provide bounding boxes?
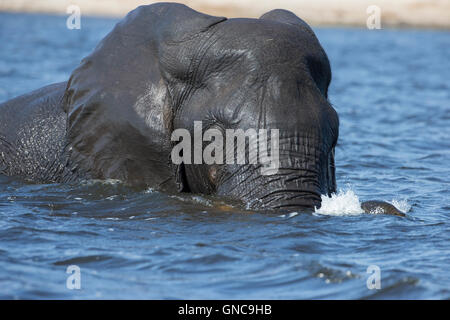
[0,13,449,299]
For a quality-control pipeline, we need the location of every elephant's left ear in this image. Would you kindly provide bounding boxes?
[62,3,226,187]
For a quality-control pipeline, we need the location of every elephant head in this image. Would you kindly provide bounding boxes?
[63,3,338,212]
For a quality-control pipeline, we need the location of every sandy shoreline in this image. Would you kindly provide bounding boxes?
[0,0,449,29]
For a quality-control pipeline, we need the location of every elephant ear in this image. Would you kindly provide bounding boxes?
[260,9,331,97]
[63,3,226,189]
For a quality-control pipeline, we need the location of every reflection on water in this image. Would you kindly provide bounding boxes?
[0,13,449,299]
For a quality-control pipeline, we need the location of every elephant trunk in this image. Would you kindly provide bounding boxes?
[219,140,334,212]
[255,169,324,211]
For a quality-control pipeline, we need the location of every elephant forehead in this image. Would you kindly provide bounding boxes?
[181,17,330,96]
[206,18,323,64]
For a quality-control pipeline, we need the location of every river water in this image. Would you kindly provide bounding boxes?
[0,12,449,299]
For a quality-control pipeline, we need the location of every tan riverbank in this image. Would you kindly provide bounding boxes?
[0,0,449,28]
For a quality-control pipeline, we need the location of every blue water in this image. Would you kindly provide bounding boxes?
[0,12,449,299]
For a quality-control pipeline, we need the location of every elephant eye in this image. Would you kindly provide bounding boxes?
[207,164,224,186]
[208,165,219,184]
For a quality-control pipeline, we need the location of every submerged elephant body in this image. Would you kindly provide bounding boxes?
[0,3,401,215]
[0,82,69,181]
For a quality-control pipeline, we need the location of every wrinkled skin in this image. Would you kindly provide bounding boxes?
[0,3,401,215]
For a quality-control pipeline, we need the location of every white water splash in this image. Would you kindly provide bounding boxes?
[315,189,364,216]
[390,199,411,213]
[279,212,299,218]
[315,189,411,216]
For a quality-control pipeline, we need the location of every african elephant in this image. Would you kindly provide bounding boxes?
[0,3,403,215]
